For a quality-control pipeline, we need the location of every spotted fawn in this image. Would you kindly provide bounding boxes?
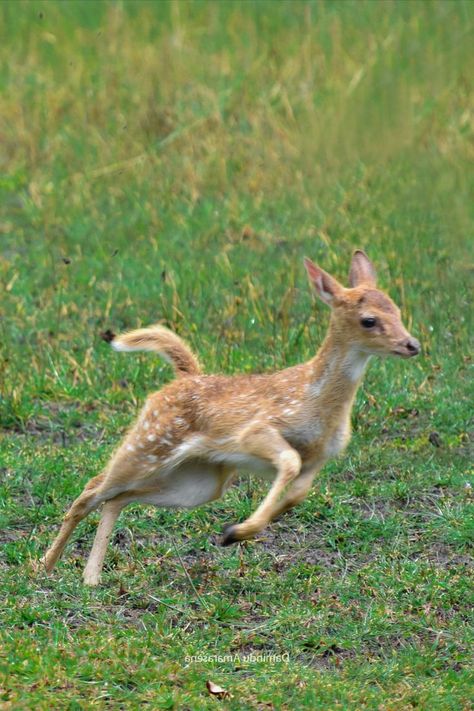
[43,250,420,585]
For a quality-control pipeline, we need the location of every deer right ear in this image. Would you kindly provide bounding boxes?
[304,257,344,306]
[349,250,377,288]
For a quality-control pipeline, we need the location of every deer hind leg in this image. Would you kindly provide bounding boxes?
[42,472,107,573]
[82,497,127,586]
[42,445,142,574]
[221,426,301,545]
[83,462,236,586]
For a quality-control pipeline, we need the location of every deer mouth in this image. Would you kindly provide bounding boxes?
[391,348,420,359]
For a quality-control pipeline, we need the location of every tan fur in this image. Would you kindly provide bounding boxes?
[43,250,420,585]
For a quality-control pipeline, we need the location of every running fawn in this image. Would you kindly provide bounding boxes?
[43,250,420,585]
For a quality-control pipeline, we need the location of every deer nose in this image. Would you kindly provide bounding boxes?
[405,338,420,356]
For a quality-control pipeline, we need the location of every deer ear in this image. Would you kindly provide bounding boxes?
[349,250,377,288]
[304,257,344,306]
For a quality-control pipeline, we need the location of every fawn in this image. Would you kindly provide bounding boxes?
[43,250,420,585]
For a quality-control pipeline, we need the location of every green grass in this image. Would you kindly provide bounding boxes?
[1,0,473,708]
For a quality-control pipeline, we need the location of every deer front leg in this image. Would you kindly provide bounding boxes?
[268,468,319,521]
[221,426,301,545]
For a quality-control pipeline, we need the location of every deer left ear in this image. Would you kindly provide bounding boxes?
[304,257,344,306]
[349,250,377,288]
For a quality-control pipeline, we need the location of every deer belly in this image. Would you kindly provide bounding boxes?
[136,462,223,508]
[209,451,276,480]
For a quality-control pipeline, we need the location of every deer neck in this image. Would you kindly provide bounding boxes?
[307,328,371,416]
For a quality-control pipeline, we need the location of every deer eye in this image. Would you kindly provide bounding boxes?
[361,317,376,329]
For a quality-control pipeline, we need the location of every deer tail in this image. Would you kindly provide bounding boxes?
[111,325,202,378]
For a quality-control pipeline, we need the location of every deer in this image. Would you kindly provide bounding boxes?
[42,250,420,586]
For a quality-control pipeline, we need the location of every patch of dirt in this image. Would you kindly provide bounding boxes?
[412,542,472,568]
[375,414,473,457]
[0,415,105,447]
[258,525,340,569]
[0,528,29,545]
[24,420,103,445]
[113,528,134,550]
[2,400,107,445]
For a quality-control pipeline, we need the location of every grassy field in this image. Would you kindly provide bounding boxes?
[1,0,473,708]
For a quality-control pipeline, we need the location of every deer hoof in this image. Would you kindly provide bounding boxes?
[221,524,241,546]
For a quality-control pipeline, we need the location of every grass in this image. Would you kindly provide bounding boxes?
[1,0,473,708]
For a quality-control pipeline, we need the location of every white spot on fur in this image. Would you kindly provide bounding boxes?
[143,420,150,430]
[147,434,156,442]
[126,444,135,452]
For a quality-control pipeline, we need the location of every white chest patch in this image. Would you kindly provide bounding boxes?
[342,351,371,382]
[308,368,330,398]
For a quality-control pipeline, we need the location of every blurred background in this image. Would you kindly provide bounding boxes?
[0,0,472,436]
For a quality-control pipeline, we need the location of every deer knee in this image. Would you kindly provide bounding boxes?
[278,450,301,479]
[64,507,85,525]
[67,491,100,520]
